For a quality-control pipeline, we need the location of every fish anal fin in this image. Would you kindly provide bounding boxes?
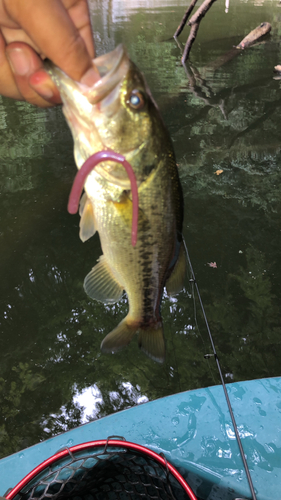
[138,323,165,363]
[84,256,123,304]
[101,318,136,353]
[79,194,96,242]
[166,242,186,296]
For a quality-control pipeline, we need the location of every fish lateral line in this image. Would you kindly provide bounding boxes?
[67,150,139,246]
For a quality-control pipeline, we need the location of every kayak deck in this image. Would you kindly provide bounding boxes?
[1,377,280,500]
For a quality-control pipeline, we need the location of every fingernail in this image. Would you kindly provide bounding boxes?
[29,70,54,99]
[6,47,30,75]
[32,84,53,100]
[80,65,100,86]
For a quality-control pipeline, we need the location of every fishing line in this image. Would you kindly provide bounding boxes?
[183,239,257,500]
[187,265,218,385]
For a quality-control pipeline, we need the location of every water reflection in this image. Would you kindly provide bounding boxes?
[225,0,229,14]
[0,0,281,459]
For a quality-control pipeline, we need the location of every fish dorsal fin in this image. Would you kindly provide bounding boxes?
[84,256,123,304]
[165,241,187,296]
[79,193,96,242]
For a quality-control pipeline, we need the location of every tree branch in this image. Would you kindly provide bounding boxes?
[173,0,199,38]
[189,0,217,25]
[174,0,218,63]
[181,23,199,63]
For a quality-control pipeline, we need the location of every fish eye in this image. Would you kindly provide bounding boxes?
[127,90,145,110]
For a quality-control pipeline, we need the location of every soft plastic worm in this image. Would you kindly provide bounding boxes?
[67,150,139,247]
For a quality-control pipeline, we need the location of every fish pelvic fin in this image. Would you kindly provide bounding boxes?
[138,322,165,364]
[84,255,123,304]
[166,241,187,296]
[101,318,165,363]
[101,318,136,353]
[79,193,96,242]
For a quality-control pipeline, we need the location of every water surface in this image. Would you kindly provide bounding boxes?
[1,0,281,458]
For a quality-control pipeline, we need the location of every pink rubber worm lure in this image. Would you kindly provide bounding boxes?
[67,150,139,247]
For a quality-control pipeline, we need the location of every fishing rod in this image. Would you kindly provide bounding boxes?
[183,240,257,500]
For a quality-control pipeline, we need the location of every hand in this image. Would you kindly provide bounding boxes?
[0,0,100,107]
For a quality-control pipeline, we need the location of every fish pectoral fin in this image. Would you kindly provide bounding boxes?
[79,193,96,242]
[101,318,136,353]
[166,241,187,296]
[138,323,165,363]
[114,193,148,225]
[84,256,123,304]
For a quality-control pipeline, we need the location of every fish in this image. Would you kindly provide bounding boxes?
[46,45,186,363]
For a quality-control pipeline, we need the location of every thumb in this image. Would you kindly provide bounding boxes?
[6,42,61,106]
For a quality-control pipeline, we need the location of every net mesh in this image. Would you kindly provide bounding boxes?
[12,445,191,500]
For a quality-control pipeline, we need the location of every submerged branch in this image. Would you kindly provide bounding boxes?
[174,0,217,63]
[182,61,227,118]
[205,22,271,72]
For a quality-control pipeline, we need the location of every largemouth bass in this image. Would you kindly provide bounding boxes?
[46,45,186,363]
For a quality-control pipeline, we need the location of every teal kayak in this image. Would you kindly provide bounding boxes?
[0,376,280,499]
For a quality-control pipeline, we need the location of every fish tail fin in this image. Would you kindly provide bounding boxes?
[100,317,136,354]
[138,322,165,364]
[101,318,165,363]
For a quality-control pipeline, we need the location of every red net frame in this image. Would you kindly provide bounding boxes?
[6,438,197,500]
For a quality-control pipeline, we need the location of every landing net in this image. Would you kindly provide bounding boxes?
[6,439,197,500]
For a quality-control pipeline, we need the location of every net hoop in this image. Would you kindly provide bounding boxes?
[6,438,197,500]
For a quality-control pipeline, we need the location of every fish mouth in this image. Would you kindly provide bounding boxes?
[46,45,136,188]
[45,44,130,116]
[85,44,130,105]
[80,45,138,188]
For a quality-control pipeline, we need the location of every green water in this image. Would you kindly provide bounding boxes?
[1,0,281,458]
